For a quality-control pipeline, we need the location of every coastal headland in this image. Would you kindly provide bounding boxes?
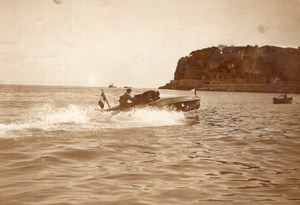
[160,45,300,93]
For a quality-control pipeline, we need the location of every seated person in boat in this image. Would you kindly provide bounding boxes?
[119,88,135,108]
[278,93,288,99]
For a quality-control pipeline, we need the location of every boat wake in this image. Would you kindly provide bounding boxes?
[101,107,187,127]
[0,104,192,138]
[0,104,90,137]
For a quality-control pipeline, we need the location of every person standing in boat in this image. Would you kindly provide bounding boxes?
[119,88,135,108]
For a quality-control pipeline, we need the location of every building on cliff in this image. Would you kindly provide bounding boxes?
[160,45,300,93]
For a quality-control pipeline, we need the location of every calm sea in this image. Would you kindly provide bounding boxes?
[0,84,299,205]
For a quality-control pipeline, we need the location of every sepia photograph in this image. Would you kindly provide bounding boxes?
[1,0,300,204]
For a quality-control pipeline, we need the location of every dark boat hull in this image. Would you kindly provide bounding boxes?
[147,96,200,112]
[107,96,200,112]
[273,97,293,104]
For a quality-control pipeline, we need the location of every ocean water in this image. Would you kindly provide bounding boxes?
[0,84,299,205]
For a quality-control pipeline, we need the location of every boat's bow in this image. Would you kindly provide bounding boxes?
[148,96,200,112]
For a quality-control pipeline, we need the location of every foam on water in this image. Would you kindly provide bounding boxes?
[109,107,186,127]
[0,104,187,137]
[0,104,91,137]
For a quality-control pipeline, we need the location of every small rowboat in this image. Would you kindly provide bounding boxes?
[273,95,293,104]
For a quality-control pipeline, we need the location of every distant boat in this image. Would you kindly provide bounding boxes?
[108,83,116,88]
[273,94,293,104]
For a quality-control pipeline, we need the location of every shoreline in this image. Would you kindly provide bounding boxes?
[159,81,300,94]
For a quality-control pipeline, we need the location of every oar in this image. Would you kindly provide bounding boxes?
[101,89,111,109]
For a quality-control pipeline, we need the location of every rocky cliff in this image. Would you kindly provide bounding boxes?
[160,45,300,93]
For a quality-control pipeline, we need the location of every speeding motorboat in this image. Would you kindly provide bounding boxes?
[99,90,200,112]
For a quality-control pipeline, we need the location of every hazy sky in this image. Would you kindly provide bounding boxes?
[1,0,300,88]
